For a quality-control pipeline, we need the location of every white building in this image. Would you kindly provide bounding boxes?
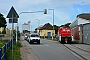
[22,22,30,33]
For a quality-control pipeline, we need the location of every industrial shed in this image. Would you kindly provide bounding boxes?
[70,13,90,44]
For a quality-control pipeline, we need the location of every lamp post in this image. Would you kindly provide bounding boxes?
[49,9,54,40]
[36,19,40,34]
[36,19,40,28]
[18,9,47,35]
[31,25,32,32]
[28,21,31,33]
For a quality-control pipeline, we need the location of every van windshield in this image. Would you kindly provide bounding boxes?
[31,34,39,37]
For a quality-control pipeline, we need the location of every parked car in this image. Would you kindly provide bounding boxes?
[24,34,28,40]
[27,33,40,44]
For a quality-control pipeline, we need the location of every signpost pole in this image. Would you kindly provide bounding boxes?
[16,23,17,43]
[12,14,14,58]
[16,15,18,43]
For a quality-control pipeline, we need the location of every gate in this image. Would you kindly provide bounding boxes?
[83,23,90,44]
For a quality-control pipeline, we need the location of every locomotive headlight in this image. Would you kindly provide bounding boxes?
[63,30,65,31]
[67,30,70,31]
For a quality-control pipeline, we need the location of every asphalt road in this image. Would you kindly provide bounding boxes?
[23,37,80,60]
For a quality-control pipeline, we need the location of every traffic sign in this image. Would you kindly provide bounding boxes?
[9,18,18,23]
[7,6,19,18]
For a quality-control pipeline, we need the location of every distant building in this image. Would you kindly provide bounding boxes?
[0,27,4,33]
[6,28,12,37]
[0,27,12,37]
[22,22,30,34]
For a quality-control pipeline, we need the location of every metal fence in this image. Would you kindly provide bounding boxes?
[0,39,15,60]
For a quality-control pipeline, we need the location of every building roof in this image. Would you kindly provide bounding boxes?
[35,25,43,30]
[70,13,90,28]
[35,23,53,30]
[77,13,90,20]
[41,23,53,30]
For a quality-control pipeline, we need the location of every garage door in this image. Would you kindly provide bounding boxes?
[83,23,90,44]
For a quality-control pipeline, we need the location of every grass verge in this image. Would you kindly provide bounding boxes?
[6,41,22,60]
[0,40,9,47]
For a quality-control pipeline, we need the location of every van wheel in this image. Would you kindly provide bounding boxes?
[30,41,33,44]
[37,41,40,44]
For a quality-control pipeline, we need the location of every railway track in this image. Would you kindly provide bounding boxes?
[71,44,90,53]
[63,44,89,60]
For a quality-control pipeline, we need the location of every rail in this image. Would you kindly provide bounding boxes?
[63,44,88,60]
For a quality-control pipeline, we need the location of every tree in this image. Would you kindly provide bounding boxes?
[54,25,59,34]
[0,31,1,34]
[13,30,20,39]
[60,23,71,27]
[65,23,71,27]
[0,13,7,28]
[2,29,6,34]
[60,25,64,27]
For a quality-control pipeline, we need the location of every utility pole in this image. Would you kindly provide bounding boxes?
[36,19,40,28]
[49,9,54,40]
[28,21,30,33]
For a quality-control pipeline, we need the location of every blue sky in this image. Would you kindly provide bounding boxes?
[0,0,90,32]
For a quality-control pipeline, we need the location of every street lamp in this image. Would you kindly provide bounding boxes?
[28,20,31,32]
[49,9,54,40]
[17,9,47,36]
[36,19,40,34]
[36,19,40,27]
[30,25,32,32]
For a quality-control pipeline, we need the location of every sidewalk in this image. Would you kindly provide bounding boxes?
[65,44,90,60]
[20,40,35,60]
